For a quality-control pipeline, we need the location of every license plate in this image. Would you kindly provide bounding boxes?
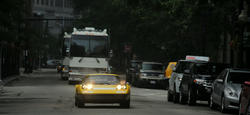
[150,80,156,84]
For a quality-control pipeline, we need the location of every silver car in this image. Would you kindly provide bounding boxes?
[168,60,193,103]
[210,68,250,113]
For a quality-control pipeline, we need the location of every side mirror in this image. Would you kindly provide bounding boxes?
[172,67,176,72]
[184,69,190,74]
[216,79,224,83]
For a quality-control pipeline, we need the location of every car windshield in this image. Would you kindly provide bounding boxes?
[227,72,250,84]
[84,75,120,85]
[194,63,211,75]
[142,64,163,71]
[176,61,190,73]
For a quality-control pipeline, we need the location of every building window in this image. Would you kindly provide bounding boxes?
[50,0,54,7]
[41,0,44,5]
[36,0,40,5]
[55,0,63,7]
[66,0,73,8]
[45,0,49,6]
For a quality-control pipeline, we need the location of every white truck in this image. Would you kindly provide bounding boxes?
[67,27,111,84]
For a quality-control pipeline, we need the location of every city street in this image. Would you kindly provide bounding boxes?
[0,69,234,115]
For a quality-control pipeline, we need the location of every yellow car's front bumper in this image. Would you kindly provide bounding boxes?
[76,94,130,103]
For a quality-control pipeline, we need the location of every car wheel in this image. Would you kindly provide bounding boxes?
[120,100,130,108]
[220,96,227,113]
[239,103,243,115]
[168,91,173,102]
[179,90,187,104]
[74,98,78,107]
[173,85,179,103]
[78,101,85,108]
[246,103,250,115]
[209,94,216,110]
[187,89,196,105]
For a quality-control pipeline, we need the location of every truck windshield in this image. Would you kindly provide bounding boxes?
[142,64,163,71]
[70,35,107,57]
[227,72,250,84]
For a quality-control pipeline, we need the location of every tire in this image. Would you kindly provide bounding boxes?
[246,103,250,115]
[239,103,243,115]
[75,97,78,107]
[179,90,187,104]
[173,85,179,103]
[168,91,173,102]
[187,89,196,105]
[120,100,130,108]
[220,96,227,113]
[209,94,216,110]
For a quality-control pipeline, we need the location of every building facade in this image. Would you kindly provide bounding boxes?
[31,0,74,37]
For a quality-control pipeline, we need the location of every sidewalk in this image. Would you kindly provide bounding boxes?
[0,68,39,94]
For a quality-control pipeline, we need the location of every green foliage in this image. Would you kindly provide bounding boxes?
[73,0,240,63]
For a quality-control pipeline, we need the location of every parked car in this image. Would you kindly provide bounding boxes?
[210,68,250,113]
[179,62,229,105]
[131,62,166,88]
[126,60,142,83]
[239,81,250,115]
[168,60,193,102]
[46,59,61,68]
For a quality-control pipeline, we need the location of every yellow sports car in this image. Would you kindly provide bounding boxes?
[75,74,130,108]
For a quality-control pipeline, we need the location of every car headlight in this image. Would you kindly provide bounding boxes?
[82,84,93,90]
[177,77,182,81]
[226,88,237,97]
[194,79,205,85]
[141,73,147,76]
[117,85,127,90]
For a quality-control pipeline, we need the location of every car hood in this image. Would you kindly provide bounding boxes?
[196,74,214,80]
[140,70,163,74]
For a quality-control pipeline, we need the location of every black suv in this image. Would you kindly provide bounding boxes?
[131,62,166,88]
[179,61,228,105]
[126,60,142,83]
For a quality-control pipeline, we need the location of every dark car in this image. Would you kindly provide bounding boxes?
[179,61,228,105]
[126,60,142,83]
[131,62,166,88]
[210,68,250,113]
[239,81,250,115]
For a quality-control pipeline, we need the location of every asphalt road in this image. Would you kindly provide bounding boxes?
[0,69,236,115]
